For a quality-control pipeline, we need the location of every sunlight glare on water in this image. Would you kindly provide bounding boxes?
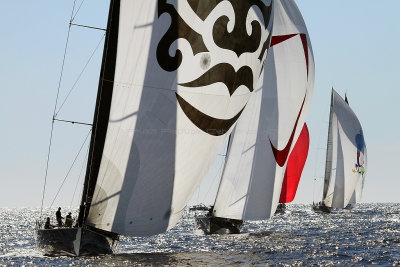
[0,204,399,266]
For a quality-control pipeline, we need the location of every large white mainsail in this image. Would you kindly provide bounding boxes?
[322,89,367,208]
[83,0,273,236]
[213,0,314,221]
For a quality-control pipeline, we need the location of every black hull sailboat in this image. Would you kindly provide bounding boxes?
[36,0,120,256]
[274,203,286,214]
[195,0,314,235]
[196,215,243,235]
[312,202,332,213]
[35,227,118,256]
[37,0,275,255]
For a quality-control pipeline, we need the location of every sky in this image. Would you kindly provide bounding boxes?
[0,1,399,208]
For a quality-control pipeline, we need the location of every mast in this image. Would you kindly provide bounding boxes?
[77,0,120,227]
[322,89,334,202]
[211,133,233,214]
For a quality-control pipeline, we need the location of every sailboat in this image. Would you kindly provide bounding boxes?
[313,89,367,213]
[196,0,315,234]
[35,0,274,256]
[275,122,310,214]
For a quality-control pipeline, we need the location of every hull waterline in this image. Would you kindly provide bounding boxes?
[312,202,332,214]
[275,203,286,215]
[196,216,243,234]
[35,227,118,256]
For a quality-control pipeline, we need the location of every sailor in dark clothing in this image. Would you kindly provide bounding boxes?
[65,212,73,227]
[56,207,63,227]
[207,205,214,217]
[44,217,53,229]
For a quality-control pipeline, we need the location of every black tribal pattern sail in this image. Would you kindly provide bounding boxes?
[157,0,273,135]
[86,0,273,237]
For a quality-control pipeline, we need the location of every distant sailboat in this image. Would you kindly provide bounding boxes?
[313,89,367,213]
[35,0,273,256]
[196,0,315,234]
[276,123,310,213]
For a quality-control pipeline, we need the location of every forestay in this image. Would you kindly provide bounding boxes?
[323,90,367,208]
[213,0,315,220]
[85,0,273,236]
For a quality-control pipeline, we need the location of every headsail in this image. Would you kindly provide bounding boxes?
[322,90,367,208]
[84,0,273,236]
[279,123,310,203]
[213,0,315,220]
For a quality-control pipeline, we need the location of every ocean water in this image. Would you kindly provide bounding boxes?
[0,203,399,266]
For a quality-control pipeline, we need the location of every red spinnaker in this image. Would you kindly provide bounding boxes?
[279,123,310,203]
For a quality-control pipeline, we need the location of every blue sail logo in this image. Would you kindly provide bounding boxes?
[352,130,365,176]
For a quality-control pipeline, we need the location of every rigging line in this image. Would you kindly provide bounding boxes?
[70,147,89,207]
[50,129,92,208]
[312,101,330,202]
[70,23,106,31]
[40,0,78,219]
[55,33,106,117]
[71,0,86,22]
[212,134,231,208]
[202,157,225,205]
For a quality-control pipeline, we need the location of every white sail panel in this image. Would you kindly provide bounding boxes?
[213,0,314,220]
[324,89,367,208]
[334,122,359,207]
[323,112,338,207]
[331,123,346,207]
[86,0,273,236]
[212,74,264,220]
[354,148,367,202]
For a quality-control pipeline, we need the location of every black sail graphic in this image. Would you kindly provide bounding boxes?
[157,0,272,135]
[83,0,273,236]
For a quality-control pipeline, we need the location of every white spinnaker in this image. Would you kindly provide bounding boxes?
[86,0,273,236]
[213,0,314,220]
[323,90,367,208]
